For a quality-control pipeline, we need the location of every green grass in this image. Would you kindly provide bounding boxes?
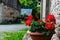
[0,28,29,40]
[4,31,26,40]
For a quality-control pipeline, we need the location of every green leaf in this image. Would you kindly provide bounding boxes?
[44,30,50,36]
[33,21,40,26]
[19,0,37,8]
[19,0,25,4]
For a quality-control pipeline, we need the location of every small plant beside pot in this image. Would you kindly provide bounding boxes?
[25,14,56,40]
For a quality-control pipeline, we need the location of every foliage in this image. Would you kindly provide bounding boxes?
[21,13,28,21]
[22,13,28,20]
[19,0,41,20]
[36,5,41,13]
[29,21,45,32]
[19,0,37,8]
[20,21,25,24]
[25,14,56,36]
[32,5,41,20]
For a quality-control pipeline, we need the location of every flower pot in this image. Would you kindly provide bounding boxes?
[27,31,54,40]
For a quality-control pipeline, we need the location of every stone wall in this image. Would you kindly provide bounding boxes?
[50,0,60,18]
[2,5,20,22]
[49,0,60,24]
[0,3,3,23]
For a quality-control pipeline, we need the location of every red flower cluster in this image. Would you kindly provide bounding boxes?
[37,19,42,22]
[46,14,56,24]
[25,15,42,26]
[25,15,33,26]
[27,15,33,20]
[45,24,55,30]
[46,14,56,30]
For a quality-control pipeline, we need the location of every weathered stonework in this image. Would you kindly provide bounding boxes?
[50,0,60,18]
[0,3,3,23]
[2,5,20,22]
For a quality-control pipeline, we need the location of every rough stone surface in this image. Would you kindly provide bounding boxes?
[51,34,60,40]
[2,5,20,22]
[51,27,60,40]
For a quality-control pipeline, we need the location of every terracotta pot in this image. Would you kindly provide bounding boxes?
[27,31,54,40]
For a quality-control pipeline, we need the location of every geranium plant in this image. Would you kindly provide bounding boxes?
[25,14,56,36]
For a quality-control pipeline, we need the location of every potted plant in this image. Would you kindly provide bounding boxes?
[25,14,56,40]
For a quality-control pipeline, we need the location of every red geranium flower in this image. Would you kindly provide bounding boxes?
[46,18,51,23]
[25,20,32,26]
[45,24,55,30]
[45,14,56,30]
[37,19,42,22]
[27,15,33,20]
[46,14,56,24]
